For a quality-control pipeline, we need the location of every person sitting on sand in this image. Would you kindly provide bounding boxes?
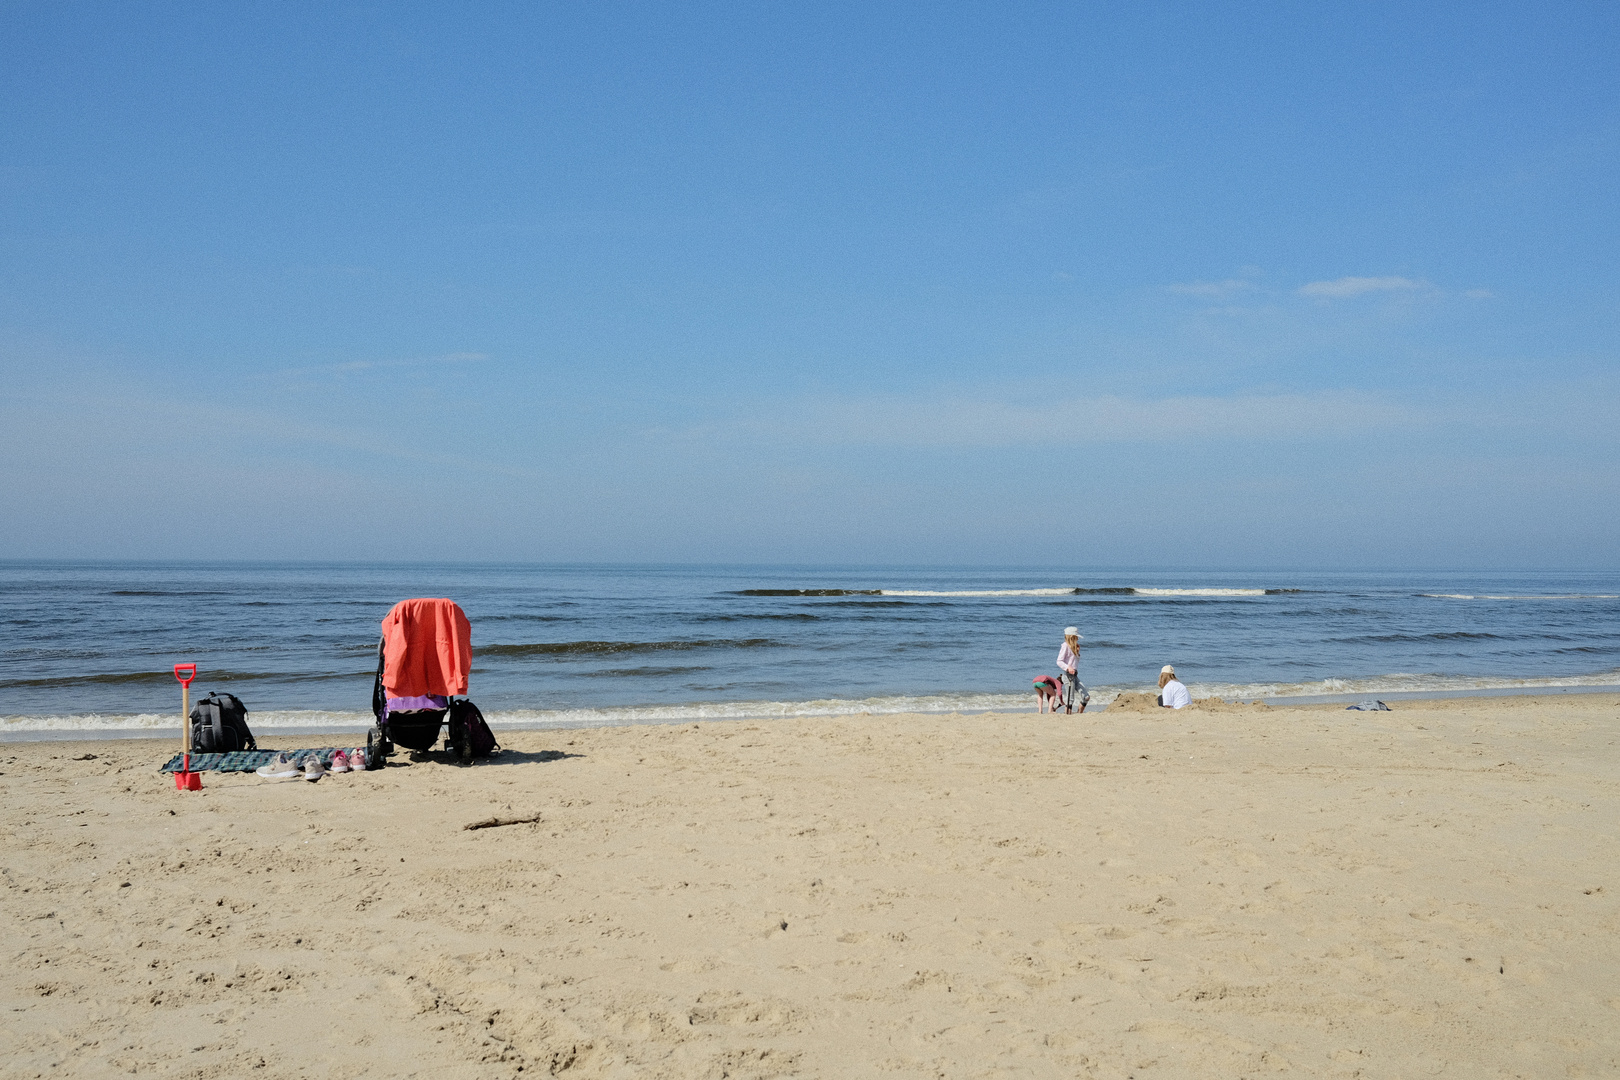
[1058,627,1089,713]
[1158,665,1190,709]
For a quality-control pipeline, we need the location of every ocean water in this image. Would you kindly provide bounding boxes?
[3,562,1618,738]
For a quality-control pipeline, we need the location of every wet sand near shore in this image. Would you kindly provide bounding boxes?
[4,695,1618,1078]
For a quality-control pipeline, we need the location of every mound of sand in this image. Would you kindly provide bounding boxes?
[1104,690,1160,710]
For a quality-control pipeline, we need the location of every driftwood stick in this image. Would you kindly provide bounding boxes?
[463,813,543,831]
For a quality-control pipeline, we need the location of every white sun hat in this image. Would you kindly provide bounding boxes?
[1064,626,1081,638]
[1161,665,1175,675]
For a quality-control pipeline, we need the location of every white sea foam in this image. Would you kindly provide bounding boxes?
[1182,671,1620,701]
[0,709,374,738]
[476,694,1037,728]
[7,672,1619,739]
[0,697,1032,738]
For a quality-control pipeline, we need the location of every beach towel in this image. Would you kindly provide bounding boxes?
[1345,699,1392,711]
[159,748,350,773]
[381,598,472,698]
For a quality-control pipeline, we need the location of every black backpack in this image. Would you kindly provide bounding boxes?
[190,692,257,753]
[450,699,498,760]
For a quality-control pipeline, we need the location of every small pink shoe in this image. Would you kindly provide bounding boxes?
[329,749,351,774]
[349,748,369,772]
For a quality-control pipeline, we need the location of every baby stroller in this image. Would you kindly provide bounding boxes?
[367,598,482,766]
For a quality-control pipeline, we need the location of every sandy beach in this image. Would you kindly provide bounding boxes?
[4,694,1618,1078]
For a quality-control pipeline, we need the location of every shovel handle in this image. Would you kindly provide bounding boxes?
[174,663,197,687]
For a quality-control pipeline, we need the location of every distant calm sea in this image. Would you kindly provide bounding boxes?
[3,562,1618,738]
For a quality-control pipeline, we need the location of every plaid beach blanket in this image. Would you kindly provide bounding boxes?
[159,748,352,773]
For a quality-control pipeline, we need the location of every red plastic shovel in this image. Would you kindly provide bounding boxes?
[173,663,201,791]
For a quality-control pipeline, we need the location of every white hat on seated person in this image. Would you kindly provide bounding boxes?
[1161,665,1175,675]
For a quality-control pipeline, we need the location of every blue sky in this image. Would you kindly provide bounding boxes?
[2,2,1616,566]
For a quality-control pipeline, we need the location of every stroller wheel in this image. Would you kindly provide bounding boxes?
[366,727,390,767]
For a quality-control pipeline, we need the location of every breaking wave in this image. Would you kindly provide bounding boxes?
[736,586,1297,598]
[1132,588,1266,597]
[732,589,881,596]
[880,588,1083,597]
[0,669,371,690]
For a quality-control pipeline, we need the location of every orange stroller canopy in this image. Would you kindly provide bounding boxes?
[380,598,471,697]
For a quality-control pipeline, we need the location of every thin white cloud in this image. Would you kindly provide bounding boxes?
[0,385,539,481]
[1297,276,1424,298]
[1167,278,1253,297]
[705,389,1423,448]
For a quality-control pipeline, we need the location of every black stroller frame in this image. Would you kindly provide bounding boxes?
[368,639,474,765]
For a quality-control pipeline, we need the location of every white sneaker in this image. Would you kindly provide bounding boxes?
[255,753,300,780]
[302,756,325,782]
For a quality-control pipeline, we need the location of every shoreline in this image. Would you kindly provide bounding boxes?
[4,681,1620,743]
